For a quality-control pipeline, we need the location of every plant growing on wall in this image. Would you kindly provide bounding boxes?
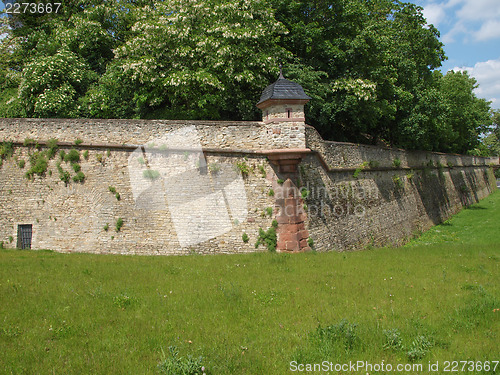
[143,169,161,180]
[255,220,278,252]
[57,163,70,184]
[64,149,80,164]
[236,161,250,178]
[307,237,314,250]
[46,139,59,159]
[301,189,310,199]
[392,175,404,189]
[208,163,221,174]
[115,218,124,232]
[109,186,120,200]
[25,152,49,179]
[0,142,14,164]
[259,164,267,178]
[73,171,85,183]
[393,158,402,168]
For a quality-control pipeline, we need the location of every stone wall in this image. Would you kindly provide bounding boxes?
[0,118,306,150]
[301,126,497,250]
[0,118,497,254]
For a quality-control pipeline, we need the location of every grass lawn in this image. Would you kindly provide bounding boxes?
[1,192,499,374]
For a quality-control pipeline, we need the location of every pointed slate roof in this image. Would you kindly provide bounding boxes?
[257,72,311,106]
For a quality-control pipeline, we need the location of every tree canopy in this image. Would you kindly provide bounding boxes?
[0,0,494,154]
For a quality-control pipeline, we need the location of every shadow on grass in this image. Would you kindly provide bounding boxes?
[464,205,488,210]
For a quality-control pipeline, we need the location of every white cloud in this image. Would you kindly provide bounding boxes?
[454,58,500,109]
[422,3,447,26]
[473,20,500,41]
[420,0,500,42]
[456,0,500,21]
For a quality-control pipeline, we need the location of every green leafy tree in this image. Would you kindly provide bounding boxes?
[481,110,500,156]
[439,71,491,154]
[269,0,447,147]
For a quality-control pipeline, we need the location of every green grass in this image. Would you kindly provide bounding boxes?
[0,192,499,374]
[406,190,500,246]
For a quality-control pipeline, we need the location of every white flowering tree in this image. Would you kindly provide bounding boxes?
[88,0,287,119]
[18,49,97,117]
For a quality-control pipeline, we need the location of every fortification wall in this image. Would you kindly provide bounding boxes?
[302,126,497,250]
[0,118,497,254]
[0,118,306,150]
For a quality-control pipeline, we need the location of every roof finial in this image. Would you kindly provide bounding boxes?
[279,63,284,79]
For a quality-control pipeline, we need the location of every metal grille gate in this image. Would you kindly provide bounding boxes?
[17,224,32,249]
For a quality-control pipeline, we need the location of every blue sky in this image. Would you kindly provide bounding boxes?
[413,0,500,109]
[1,0,499,109]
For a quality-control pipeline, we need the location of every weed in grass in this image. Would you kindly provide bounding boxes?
[252,289,282,306]
[452,285,499,331]
[113,293,133,309]
[158,346,207,375]
[316,319,359,352]
[406,335,433,362]
[218,282,242,303]
[1,326,22,338]
[294,319,360,362]
[50,320,73,340]
[382,328,403,351]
